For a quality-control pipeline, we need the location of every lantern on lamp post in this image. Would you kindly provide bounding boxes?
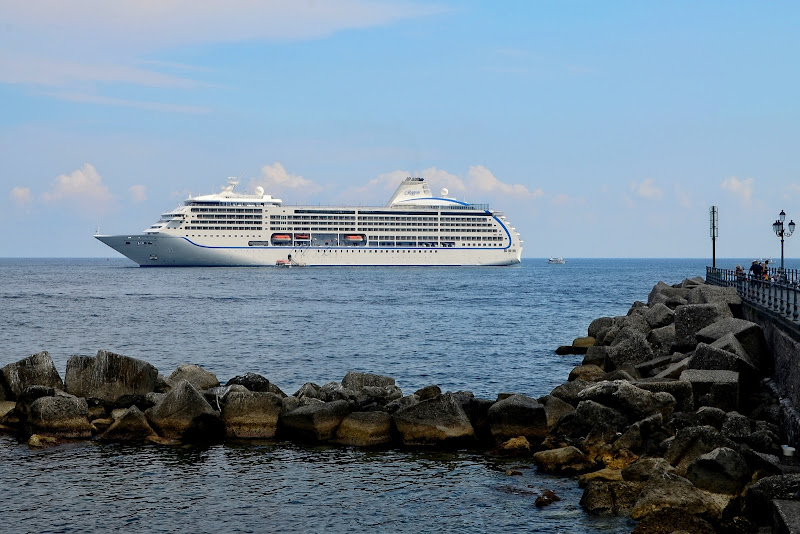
[772,210,795,273]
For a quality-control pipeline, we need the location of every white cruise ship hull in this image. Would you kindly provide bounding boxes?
[95,234,522,267]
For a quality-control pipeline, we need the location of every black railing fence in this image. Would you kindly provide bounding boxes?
[706,266,800,323]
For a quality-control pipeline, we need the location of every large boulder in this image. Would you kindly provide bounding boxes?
[631,509,716,534]
[97,405,157,442]
[674,304,733,350]
[687,343,759,378]
[646,325,676,357]
[333,411,393,446]
[588,317,614,338]
[631,475,726,521]
[549,379,592,406]
[279,399,350,441]
[696,318,769,372]
[538,394,575,429]
[1,351,64,400]
[577,380,676,421]
[65,350,158,404]
[167,364,219,391]
[341,371,395,390]
[686,284,742,315]
[744,474,800,523]
[645,303,674,329]
[634,379,693,413]
[26,392,91,438]
[663,425,739,475]
[580,479,645,516]
[647,282,690,306]
[608,329,654,368]
[685,446,750,494]
[145,380,223,442]
[532,446,595,475]
[226,373,287,397]
[679,369,740,412]
[221,391,283,439]
[487,394,548,442]
[552,400,629,439]
[393,393,474,446]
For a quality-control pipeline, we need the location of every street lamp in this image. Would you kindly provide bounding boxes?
[772,210,796,273]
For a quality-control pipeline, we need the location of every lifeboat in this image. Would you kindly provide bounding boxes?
[275,259,291,267]
[295,234,310,240]
[345,235,365,242]
[272,234,291,242]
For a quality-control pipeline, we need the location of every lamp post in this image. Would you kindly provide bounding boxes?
[772,210,796,273]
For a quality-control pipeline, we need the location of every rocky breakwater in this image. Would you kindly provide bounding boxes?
[552,276,800,532]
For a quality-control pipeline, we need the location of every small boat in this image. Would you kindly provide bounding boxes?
[547,257,566,264]
[275,260,291,267]
[345,235,365,242]
[295,234,310,240]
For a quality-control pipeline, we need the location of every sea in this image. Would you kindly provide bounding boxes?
[0,257,786,534]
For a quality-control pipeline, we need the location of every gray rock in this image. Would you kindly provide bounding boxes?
[679,369,740,412]
[167,364,219,391]
[634,355,674,378]
[225,373,287,397]
[333,411,393,446]
[65,350,158,404]
[686,284,742,314]
[580,480,645,517]
[608,328,654,368]
[279,399,351,441]
[532,446,594,475]
[645,303,675,329]
[696,318,769,371]
[720,411,752,439]
[588,317,614,338]
[553,399,629,438]
[744,474,800,523]
[674,303,733,350]
[695,406,728,429]
[145,380,223,441]
[98,405,157,442]
[653,356,690,380]
[549,379,592,406]
[538,394,575,429]
[647,282,690,306]
[393,393,474,446]
[487,394,548,442]
[414,385,441,401]
[687,343,759,378]
[686,446,750,494]
[293,382,322,400]
[568,364,606,382]
[1,351,64,400]
[663,425,739,475]
[319,381,352,402]
[709,332,752,364]
[355,385,403,407]
[577,380,676,421]
[26,393,91,438]
[634,379,694,413]
[631,474,724,521]
[646,324,676,357]
[385,394,419,414]
[221,391,283,439]
[341,371,395,390]
[582,346,609,368]
[621,457,675,482]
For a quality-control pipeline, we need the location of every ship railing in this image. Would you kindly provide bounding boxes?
[706,266,800,325]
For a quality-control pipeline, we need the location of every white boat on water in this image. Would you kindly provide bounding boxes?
[548,257,566,264]
[95,176,523,267]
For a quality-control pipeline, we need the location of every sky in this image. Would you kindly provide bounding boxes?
[2,0,800,259]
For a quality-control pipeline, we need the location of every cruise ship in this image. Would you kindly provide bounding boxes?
[95,177,523,266]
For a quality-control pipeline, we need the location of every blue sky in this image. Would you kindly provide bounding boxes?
[2,0,799,259]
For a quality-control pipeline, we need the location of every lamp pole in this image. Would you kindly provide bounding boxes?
[709,206,718,269]
[772,210,796,273]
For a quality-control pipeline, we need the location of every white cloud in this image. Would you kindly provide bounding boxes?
[41,163,113,209]
[419,167,466,196]
[552,193,584,206]
[128,184,147,203]
[258,162,318,192]
[630,178,663,200]
[11,187,32,205]
[674,184,692,208]
[721,176,754,206]
[467,165,533,196]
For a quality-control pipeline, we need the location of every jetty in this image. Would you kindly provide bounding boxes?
[2,272,800,532]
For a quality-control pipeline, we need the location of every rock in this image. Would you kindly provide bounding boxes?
[696,318,769,371]
[687,284,742,315]
[333,411,393,446]
[743,474,800,523]
[533,446,595,475]
[646,325,676,357]
[65,350,159,404]
[293,382,322,400]
[97,405,157,442]
[577,380,676,421]
[354,385,403,407]
[280,399,351,442]
[318,381,352,402]
[580,480,645,516]
[613,413,664,454]
[534,489,561,507]
[568,364,606,382]
[341,371,395,390]
[687,343,758,382]
[588,317,614,338]
[225,373,286,397]
[538,394,575,429]
[634,356,674,378]
[631,474,726,521]
[487,394,548,442]
[679,369,740,412]
[621,457,675,482]
[720,411,752,439]
[26,393,91,438]
[608,328,654,368]
[631,508,716,534]
[385,394,419,414]
[549,379,592,406]
[648,281,690,306]
[582,346,609,368]
[393,393,474,446]
[414,385,441,401]
[552,400,629,438]
[1,351,64,400]
[653,356,690,380]
[686,446,750,494]
[674,303,733,350]
[167,364,219,391]
[555,345,587,355]
[27,434,60,448]
[645,303,674,329]
[497,436,531,454]
[145,380,224,442]
[578,468,623,487]
[634,379,694,413]
[220,391,283,439]
[663,425,739,475]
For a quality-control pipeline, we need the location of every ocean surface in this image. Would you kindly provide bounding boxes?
[0,257,783,533]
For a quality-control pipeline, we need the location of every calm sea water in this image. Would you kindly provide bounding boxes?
[0,257,773,533]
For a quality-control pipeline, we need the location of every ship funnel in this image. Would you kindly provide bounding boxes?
[386,177,431,207]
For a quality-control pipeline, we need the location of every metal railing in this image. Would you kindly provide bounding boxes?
[706,266,800,323]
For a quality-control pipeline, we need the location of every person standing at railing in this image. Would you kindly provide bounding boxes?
[749,260,763,296]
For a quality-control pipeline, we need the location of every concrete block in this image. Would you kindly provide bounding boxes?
[680,369,740,412]
[773,499,800,534]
